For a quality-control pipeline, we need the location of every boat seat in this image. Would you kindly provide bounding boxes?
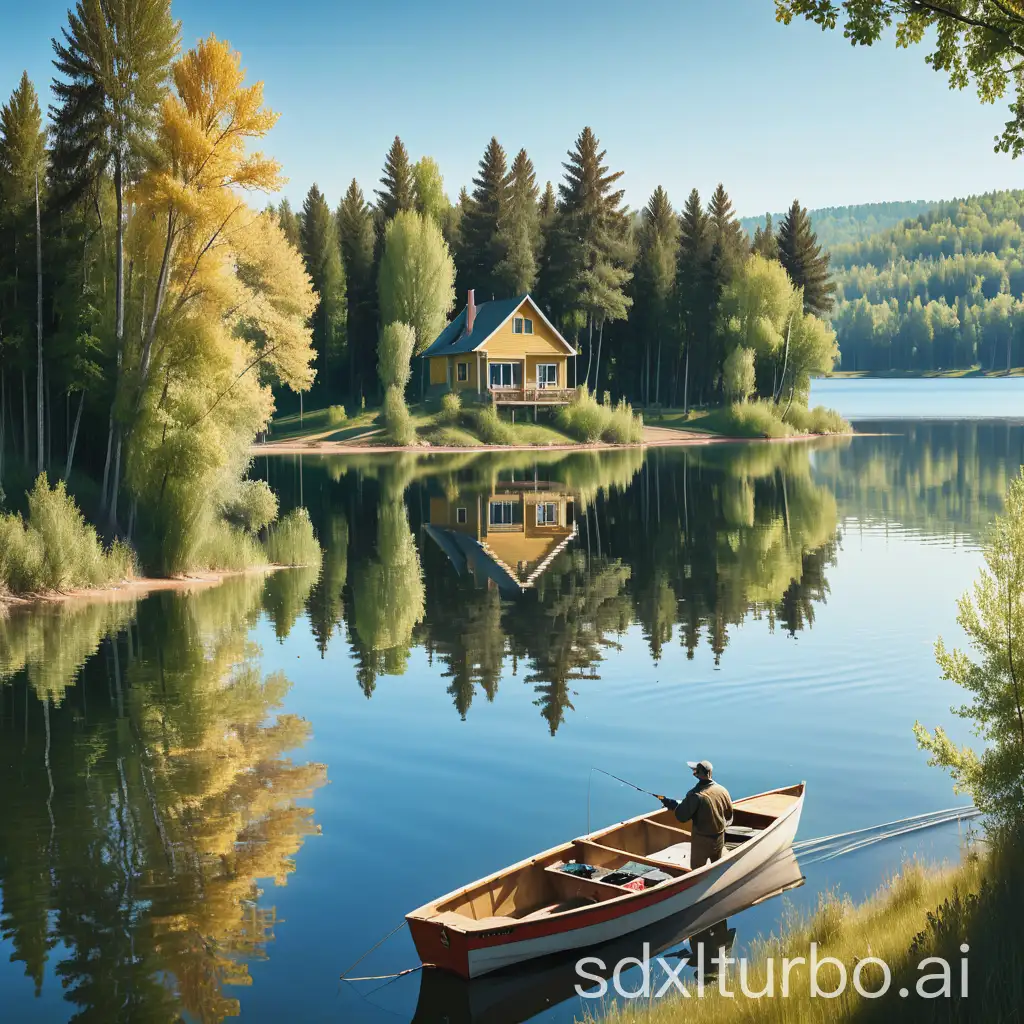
[519,897,597,922]
[651,842,691,869]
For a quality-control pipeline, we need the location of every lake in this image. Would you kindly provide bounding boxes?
[2,401,1022,1021]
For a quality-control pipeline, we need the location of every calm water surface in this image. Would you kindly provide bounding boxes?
[810,375,1024,419]
[2,414,1022,1022]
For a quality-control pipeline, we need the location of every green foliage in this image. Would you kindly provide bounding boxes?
[300,183,347,392]
[741,200,936,250]
[917,469,1024,824]
[723,346,756,401]
[382,386,415,445]
[378,210,456,354]
[223,479,279,534]
[439,391,462,424]
[777,199,836,316]
[196,521,264,572]
[750,212,779,260]
[494,148,540,295]
[327,404,346,425]
[775,0,1024,156]
[557,386,643,444]
[782,404,850,434]
[722,399,797,439]
[378,321,416,392]
[337,179,377,398]
[263,507,322,567]
[472,405,517,445]
[457,137,510,301]
[412,156,448,224]
[374,135,415,223]
[832,190,1024,371]
[0,475,135,594]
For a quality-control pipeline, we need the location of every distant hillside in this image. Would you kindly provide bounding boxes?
[830,190,1024,372]
[741,200,936,251]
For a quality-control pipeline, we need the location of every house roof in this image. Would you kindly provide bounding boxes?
[420,294,574,358]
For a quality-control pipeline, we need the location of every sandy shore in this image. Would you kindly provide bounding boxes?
[248,424,850,456]
[0,565,281,611]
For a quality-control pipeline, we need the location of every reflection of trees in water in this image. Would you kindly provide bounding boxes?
[812,420,1024,538]
[258,444,841,727]
[0,577,325,1021]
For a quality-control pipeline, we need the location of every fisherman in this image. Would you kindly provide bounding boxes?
[660,760,733,868]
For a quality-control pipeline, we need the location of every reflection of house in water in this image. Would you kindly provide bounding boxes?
[425,486,577,596]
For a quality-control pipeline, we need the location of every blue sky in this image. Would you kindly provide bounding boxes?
[1,0,1018,216]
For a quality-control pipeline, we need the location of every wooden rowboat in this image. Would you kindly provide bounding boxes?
[407,782,805,979]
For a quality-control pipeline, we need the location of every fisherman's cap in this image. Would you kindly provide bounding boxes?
[687,760,713,777]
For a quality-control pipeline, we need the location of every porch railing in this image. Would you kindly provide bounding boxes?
[488,386,575,404]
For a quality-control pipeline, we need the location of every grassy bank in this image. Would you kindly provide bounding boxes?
[585,832,1024,1024]
[653,401,850,440]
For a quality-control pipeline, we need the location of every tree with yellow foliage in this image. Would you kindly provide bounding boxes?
[120,36,317,568]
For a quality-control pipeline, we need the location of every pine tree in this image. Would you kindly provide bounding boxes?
[633,186,678,405]
[50,0,179,522]
[374,136,415,225]
[538,181,556,222]
[554,127,632,390]
[300,184,347,397]
[458,137,509,300]
[337,180,376,402]
[751,212,779,260]
[494,148,540,295]
[275,197,301,249]
[706,183,747,280]
[777,200,836,317]
[674,188,712,410]
[0,72,47,472]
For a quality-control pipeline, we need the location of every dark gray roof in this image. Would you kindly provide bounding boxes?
[420,295,528,358]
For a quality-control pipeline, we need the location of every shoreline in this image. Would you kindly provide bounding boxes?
[251,425,856,456]
[0,565,282,612]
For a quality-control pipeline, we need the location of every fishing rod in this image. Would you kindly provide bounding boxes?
[588,767,666,833]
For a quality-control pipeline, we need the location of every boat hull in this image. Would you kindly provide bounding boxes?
[409,789,803,979]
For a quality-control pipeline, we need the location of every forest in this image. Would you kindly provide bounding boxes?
[830,191,1024,372]
[740,199,935,251]
[0,0,841,592]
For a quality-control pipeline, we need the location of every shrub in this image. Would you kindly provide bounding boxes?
[557,386,643,444]
[378,321,416,391]
[0,474,135,594]
[382,386,416,445]
[723,399,795,438]
[439,391,462,424]
[264,508,322,567]
[223,479,279,534]
[782,403,851,435]
[198,520,265,571]
[327,404,346,426]
[472,404,516,445]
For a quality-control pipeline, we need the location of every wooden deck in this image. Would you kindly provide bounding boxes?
[489,387,574,405]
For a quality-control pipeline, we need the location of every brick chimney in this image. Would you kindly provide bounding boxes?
[466,289,476,334]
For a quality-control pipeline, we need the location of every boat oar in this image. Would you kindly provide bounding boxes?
[588,767,666,833]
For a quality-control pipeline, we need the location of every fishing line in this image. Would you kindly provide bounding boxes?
[340,920,409,981]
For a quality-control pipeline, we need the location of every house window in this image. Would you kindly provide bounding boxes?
[513,316,534,335]
[490,501,515,525]
[456,507,467,524]
[537,364,558,388]
[457,362,468,382]
[536,502,559,526]
[524,317,533,334]
[489,362,522,389]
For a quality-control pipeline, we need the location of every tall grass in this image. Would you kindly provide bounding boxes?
[0,474,136,595]
[473,404,517,445]
[439,391,462,424]
[382,386,416,445]
[717,400,851,439]
[782,404,851,435]
[263,508,322,567]
[584,853,989,1024]
[557,387,644,444]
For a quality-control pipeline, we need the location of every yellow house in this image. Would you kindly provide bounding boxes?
[425,487,577,594]
[422,292,575,404]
